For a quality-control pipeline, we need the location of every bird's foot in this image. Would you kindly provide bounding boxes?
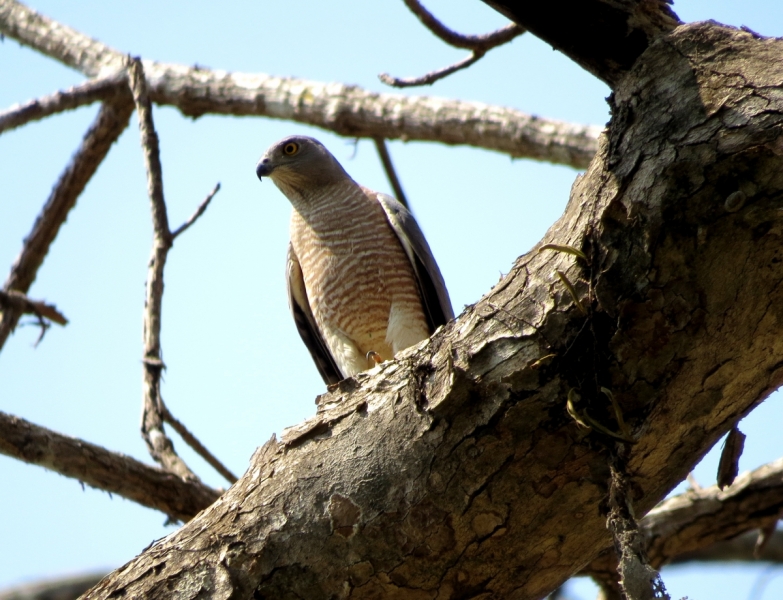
[366,351,383,367]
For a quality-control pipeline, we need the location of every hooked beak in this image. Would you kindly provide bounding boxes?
[256,158,274,180]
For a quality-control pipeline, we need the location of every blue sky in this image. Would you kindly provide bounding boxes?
[1,1,782,597]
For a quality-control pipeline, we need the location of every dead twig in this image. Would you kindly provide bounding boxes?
[379,52,485,88]
[401,0,523,49]
[128,56,196,480]
[379,0,524,87]
[160,403,238,484]
[0,411,220,522]
[0,289,67,347]
[372,138,409,210]
[0,98,133,350]
[0,72,129,135]
[171,182,221,239]
[0,289,67,325]
[128,57,224,483]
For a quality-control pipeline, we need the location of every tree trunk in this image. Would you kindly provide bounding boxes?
[81,19,783,600]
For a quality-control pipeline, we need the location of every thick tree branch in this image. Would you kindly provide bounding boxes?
[81,23,783,599]
[0,412,220,522]
[0,0,600,169]
[0,98,133,349]
[483,0,681,87]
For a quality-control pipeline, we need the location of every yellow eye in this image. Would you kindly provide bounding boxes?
[283,142,299,156]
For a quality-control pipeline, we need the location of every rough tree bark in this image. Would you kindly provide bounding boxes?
[72,12,783,600]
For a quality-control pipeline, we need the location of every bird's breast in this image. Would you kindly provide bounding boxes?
[289,189,428,361]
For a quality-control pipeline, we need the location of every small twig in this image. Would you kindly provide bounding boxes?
[0,289,67,325]
[0,72,129,135]
[685,472,702,491]
[380,51,485,88]
[160,402,238,484]
[372,138,409,209]
[171,183,221,239]
[128,56,196,481]
[379,0,524,88]
[0,98,133,350]
[0,411,220,522]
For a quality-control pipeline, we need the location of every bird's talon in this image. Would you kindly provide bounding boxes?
[366,351,383,365]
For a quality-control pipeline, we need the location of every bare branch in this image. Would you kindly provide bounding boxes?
[379,1,524,88]
[0,290,67,326]
[0,572,106,600]
[669,530,783,566]
[127,57,197,481]
[0,98,133,350]
[0,0,124,77]
[0,411,220,522]
[0,0,600,169]
[379,50,484,88]
[372,138,409,209]
[402,0,524,50]
[160,403,238,485]
[171,183,221,240]
[585,458,783,592]
[0,73,129,135]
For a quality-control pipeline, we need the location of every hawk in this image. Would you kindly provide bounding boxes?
[256,135,453,385]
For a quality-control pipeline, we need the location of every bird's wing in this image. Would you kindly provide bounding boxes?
[374,192,455,332]
[286,243,344,385]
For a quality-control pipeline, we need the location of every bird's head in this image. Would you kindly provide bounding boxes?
[256,136,349,199]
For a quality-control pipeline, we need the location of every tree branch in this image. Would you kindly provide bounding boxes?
[404,0,522,49]
[378,0,524,88]
[0,572,105,600]
[78,22,783,598]
[372,138,409,209]
[160,402,238,485]
[0,0,600,169]
[0,290,67,326]
[0,97,133,350]
[0,412,220,522]
[171,183,221,240]
[483,0,681,87]
[379,51,486,88]
[0,72,129,135]
[585,458,783,595]
[127,57,198,481]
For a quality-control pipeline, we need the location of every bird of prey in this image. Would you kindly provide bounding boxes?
[256,135,453,385]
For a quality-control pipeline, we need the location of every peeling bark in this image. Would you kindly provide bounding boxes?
[76,21,783,600]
